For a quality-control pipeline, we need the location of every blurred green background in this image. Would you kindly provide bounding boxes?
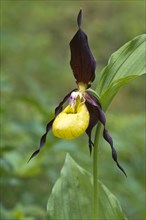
[1,1,145,220]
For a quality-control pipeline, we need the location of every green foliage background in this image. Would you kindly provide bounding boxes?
[1,1,145,220]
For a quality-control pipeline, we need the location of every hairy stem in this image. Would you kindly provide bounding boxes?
[93,122,101,220]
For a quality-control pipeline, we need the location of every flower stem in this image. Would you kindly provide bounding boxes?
[93,122,101,220]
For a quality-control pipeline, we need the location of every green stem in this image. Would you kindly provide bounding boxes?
[93,122,102,220]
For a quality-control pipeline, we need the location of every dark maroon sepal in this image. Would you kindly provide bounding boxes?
[70,10,96,87]
[28,90,75,161]
[77,9,82,28]
[85,92,101,153]
[85,101,99,154]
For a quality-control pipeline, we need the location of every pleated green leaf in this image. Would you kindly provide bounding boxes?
[96,34,146,110]
[47,154,127,220]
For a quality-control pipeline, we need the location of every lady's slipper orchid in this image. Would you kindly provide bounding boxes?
[29,10,126,176]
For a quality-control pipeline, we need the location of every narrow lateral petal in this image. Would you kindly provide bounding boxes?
[28,90,76,161]
[85,92,127,176]
[28,119,54,162]
[103,129,127,177]
[70,10,96,87]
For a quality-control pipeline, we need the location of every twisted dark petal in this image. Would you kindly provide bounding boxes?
[70,10,96,87]
[103,129,127,177]
[28,119,54,162]
[28,90,76,162]
[85,91,127,176]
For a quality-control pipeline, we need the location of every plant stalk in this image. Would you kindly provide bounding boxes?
[93,122,101,220]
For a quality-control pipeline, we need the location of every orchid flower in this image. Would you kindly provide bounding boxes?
[29,10,126,176]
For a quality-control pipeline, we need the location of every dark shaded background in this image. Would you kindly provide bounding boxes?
[1,1,145,219]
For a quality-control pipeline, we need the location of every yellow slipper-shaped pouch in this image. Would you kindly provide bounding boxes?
[52,101,89,139]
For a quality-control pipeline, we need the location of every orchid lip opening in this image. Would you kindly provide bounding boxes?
[69,91,85,107]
